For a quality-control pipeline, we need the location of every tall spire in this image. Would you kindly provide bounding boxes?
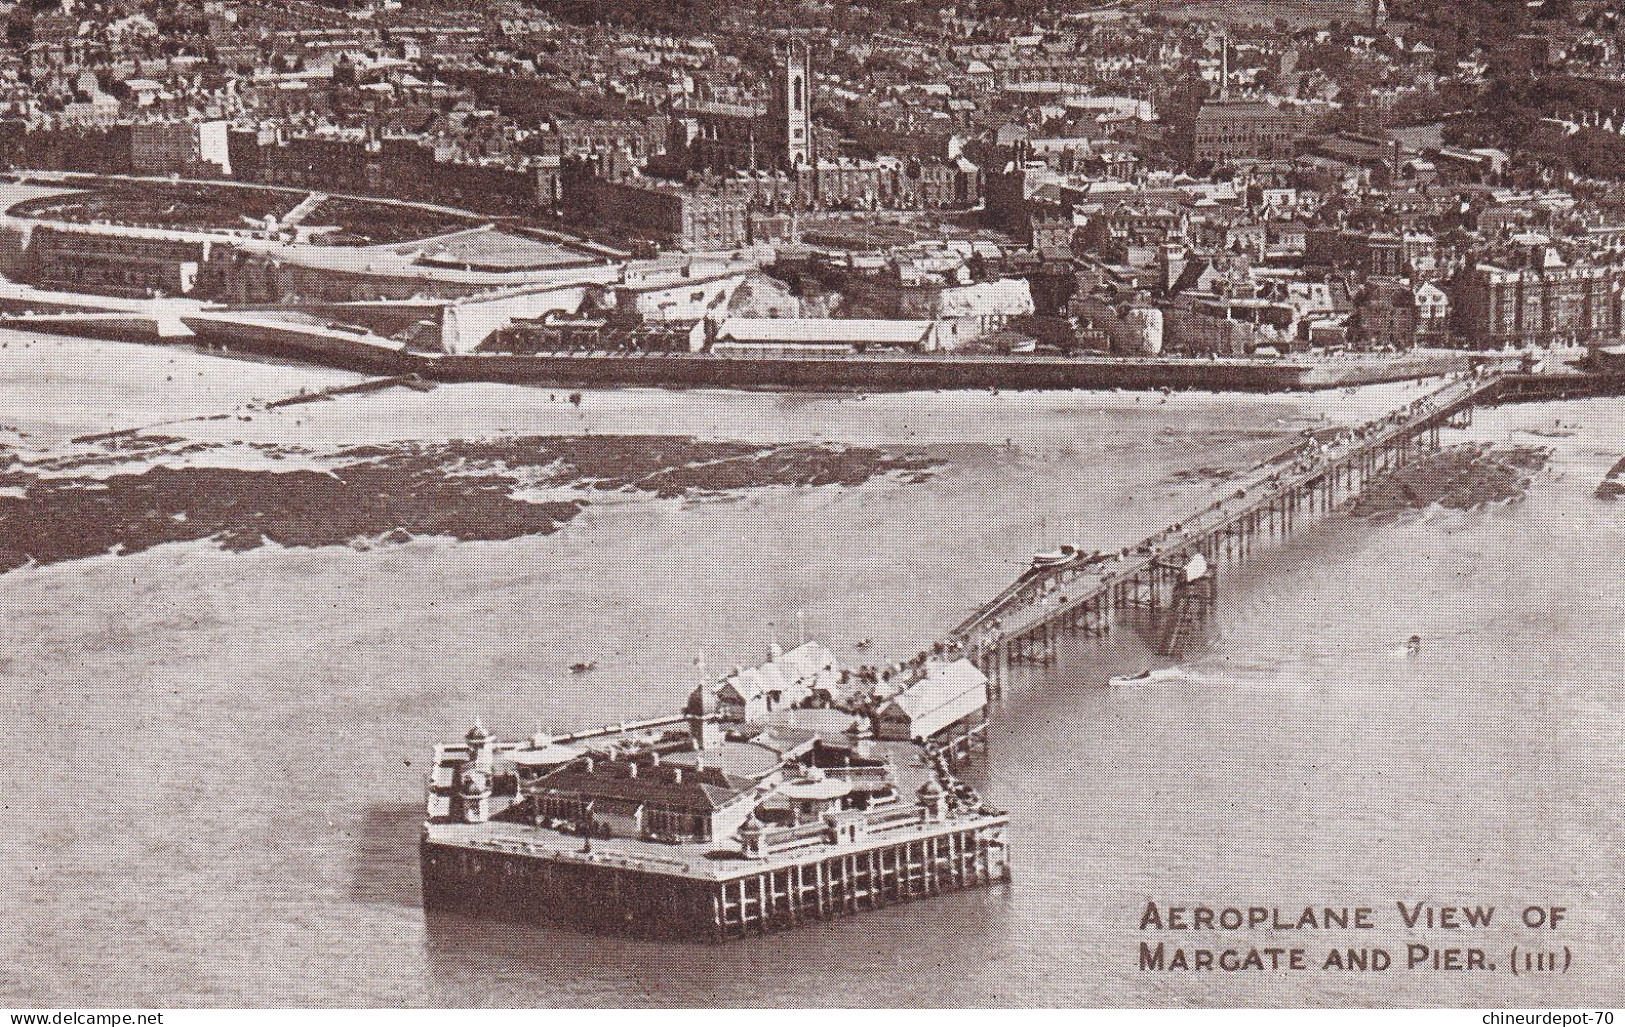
[1219,30,1229,101]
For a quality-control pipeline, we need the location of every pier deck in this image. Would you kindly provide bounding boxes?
[422,811,1009,940]
[425,805,1007,885]
[954,374,1504,685]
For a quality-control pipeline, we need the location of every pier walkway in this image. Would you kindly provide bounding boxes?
[953,373,1504,689]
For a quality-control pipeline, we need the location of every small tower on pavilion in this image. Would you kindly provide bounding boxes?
[918,778,948,823]
[459,763,492,824]
[686,679,724,751]
[465,720,494,775]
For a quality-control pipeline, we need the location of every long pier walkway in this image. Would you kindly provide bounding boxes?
[953,373,1505,691]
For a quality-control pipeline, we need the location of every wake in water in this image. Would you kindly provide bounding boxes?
[1107,666,1185,688]
[1106,655,1289,689]
[1110,638,1432,693]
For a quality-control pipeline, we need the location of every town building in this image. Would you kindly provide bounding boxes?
[562,164,752,251]
[130,120,231,176]
[714,316,940,354]
[19,225,211,298]
[1352,276,1418,350]
[1189,100,1300,165]
[1450,261,1625,349]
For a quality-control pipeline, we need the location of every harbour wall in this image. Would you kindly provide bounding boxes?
[430,352,1316,391]
[7,307,1475,392]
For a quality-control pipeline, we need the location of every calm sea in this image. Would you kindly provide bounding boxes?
[1,339,1620,1006]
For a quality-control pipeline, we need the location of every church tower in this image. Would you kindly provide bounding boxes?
[775,39,813,169]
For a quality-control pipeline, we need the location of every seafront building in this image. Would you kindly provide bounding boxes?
[420,642,1007,938]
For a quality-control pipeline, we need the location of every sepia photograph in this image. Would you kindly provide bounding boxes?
[0,0,1621,1015]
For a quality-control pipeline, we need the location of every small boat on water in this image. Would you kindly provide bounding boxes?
[570,660,598,674]
[1404,635,1422,657]
[1109,667,1183,687]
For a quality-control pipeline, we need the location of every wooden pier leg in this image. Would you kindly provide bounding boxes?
[816,858,830,918]
[789,863,802,925]
[867,849,881,909]
[753,871,767,934]
[846,854,859,913]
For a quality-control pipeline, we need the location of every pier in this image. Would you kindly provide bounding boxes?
[953,374,1506,691]
[418,367,1608,940]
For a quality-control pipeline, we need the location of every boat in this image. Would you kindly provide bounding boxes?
[1404,635,1422,657]
[1029,544,1080,570]
[1183,552,1209,582]
[1108,667,1184,687]
[569,660,598,674]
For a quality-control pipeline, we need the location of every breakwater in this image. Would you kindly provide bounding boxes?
[436,351,1315,392]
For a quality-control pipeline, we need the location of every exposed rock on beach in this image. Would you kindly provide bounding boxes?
[1348,443,1553,518]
